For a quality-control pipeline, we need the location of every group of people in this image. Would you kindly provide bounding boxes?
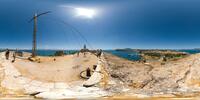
[76,49,103,58]
[5,49,17,63]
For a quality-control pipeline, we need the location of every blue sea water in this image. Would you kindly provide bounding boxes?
[1,49,200,61]
[19,50,141,61]
[105,49,200,61]
[177,49,200,54]
[20,50,78,56]
[105,50,141,61]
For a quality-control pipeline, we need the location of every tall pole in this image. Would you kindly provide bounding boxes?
[32,13,37,57]
[29,11,51,57]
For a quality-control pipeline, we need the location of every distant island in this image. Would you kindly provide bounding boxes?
[115,48,189,61]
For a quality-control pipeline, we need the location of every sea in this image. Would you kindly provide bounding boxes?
[1,49,200,61]
[0,49,78,56]
[105,49,200,61]
[23,50,78,56]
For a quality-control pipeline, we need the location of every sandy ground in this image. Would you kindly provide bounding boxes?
[0,51,107,99]
[13,52,98,82]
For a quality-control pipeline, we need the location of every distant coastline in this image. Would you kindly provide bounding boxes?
[107,48,200,61]
[1,48,200,61]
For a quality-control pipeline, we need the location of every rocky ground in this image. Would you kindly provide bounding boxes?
[1,51,200,99]
[103,52,200,97]
[0,52,107,99]
[13,52,98,82]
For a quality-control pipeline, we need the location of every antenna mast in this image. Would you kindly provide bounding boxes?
[32,13,37,57]
[29,11,51,57]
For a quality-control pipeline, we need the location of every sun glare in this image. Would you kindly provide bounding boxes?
[75,7,96,19]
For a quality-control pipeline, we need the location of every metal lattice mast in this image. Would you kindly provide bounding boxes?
[29,11,51,57]
[32,13,37,57]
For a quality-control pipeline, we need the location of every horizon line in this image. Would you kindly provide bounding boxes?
[0,48,200,50]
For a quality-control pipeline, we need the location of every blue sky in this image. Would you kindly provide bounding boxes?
[0,0,200,49]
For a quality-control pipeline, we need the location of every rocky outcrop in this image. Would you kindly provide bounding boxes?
[104,53,200,96]
[2,50,200,98]
[0,52,108,99]
[184,55,200,87]
[83,60,103,87]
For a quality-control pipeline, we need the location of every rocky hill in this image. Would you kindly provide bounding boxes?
[103,52,200,97]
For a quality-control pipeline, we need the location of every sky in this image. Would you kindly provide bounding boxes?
[0,0,200,49]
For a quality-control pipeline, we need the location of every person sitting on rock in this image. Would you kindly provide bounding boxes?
[86,67,91,77]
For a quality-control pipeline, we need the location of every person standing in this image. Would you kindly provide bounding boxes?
[96,49,102,58]
[77,51,79,57]
[5,49,10,60]
[83,52,86,57]
[12,50,16,63]
[99,49,102,57]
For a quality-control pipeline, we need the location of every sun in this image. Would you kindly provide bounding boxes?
[75,7,97,19]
